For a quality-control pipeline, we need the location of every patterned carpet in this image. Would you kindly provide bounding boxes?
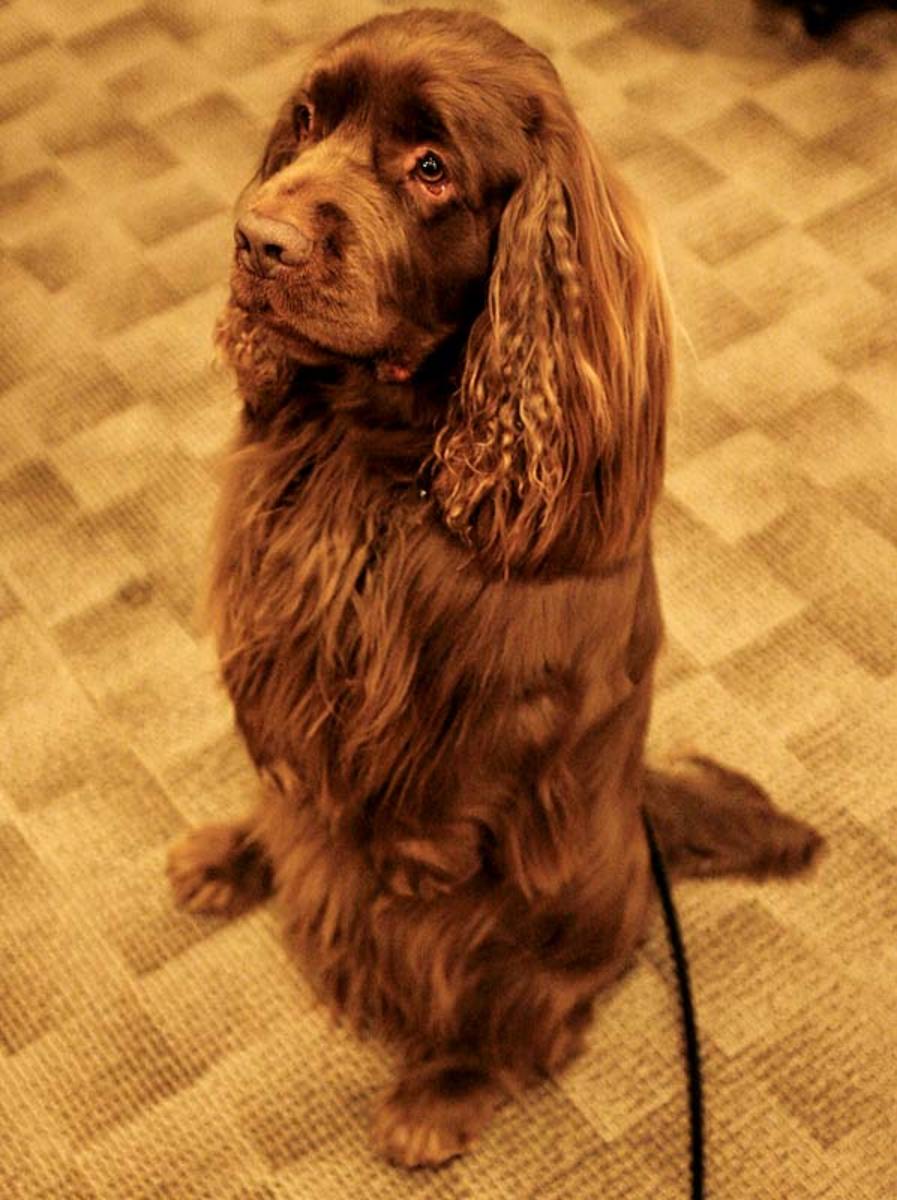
[1,1,896,1196]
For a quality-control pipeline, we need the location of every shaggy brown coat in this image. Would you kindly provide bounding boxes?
[168,8,822,1168]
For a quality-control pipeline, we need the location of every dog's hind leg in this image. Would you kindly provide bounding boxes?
[643,756,824,881]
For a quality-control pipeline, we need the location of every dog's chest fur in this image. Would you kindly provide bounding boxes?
[210,412,427,770]
[208,403,645,808]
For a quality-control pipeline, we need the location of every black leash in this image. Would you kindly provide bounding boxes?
[643,810,705,1199]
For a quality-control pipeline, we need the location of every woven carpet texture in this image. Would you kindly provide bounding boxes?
[1,1,896,1197]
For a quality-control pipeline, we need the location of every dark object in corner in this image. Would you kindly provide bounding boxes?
[790,0,897,36]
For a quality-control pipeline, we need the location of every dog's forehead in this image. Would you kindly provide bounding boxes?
[308,54,452,144]
[309,53,470,145]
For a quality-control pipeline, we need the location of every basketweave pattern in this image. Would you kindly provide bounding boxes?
[1,2,895,1197]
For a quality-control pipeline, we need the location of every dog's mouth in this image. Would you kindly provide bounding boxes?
[228,259,451,385]
[230,265,359,361]
[256,307,342,360]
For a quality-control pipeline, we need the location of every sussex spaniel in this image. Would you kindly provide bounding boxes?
[168,8,822,1167]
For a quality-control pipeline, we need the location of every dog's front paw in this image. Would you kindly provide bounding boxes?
[167,823,272,917]
[370,1062,502,1168]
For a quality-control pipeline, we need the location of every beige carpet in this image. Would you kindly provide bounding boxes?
[1,1,896,1196]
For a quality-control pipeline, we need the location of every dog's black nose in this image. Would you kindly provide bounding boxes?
[234,213,313,275]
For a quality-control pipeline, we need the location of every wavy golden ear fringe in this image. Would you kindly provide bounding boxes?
[432,124,672,576]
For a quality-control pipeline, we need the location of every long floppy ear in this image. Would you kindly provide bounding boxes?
[432,106,673,575]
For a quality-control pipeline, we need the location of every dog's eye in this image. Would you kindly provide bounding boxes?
[292,103,313,139]
[414,151,446,185]
[264,145,294,178]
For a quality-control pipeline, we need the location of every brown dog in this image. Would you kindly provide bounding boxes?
[168,8,822,1167]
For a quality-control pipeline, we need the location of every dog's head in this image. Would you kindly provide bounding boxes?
[220,8,672,572]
